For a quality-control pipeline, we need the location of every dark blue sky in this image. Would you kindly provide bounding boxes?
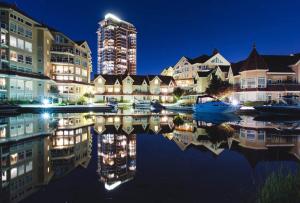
[4,0,300,76]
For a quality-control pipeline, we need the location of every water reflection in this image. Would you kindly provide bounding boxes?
[0,112,299,202]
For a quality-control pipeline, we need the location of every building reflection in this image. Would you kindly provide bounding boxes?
[0,114,53,203]
[164,114,300,164]
[50,113,93,179]
[1,112,300,201]
[95,115,174,191]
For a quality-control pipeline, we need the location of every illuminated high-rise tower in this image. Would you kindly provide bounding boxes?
[97,13,137,75]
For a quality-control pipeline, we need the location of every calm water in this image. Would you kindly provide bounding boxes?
[0,110,299,203]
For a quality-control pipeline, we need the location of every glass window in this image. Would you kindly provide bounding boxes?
[17,25,24,35]
[25,56,32,65]
[10,167,17,179]
[10,22,17,32]
[82,69,87,77]
[17,38,24,49]
[25,29,32,38]
[17,54,24,63]
[258,77,266,88]
[246,78,256,88]
[25,81,33,91]
[75,67,81,75]
[25,161,32,172]
[10,50,17,61]
[10,36,17,47]
[24,41,32,52]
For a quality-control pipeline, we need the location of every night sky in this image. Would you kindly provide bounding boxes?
[3,0,300,76]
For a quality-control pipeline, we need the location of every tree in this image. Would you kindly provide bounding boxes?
[173,87,185,100]
[205,74,232,98]
[83,92,94,98]
[49,85,59,94]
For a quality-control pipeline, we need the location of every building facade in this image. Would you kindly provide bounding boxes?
[0,3,93,103]
[228,47,300,102]
[97,13,137,75]
[93,74,176,103]
[0,3,55,101]
[49,30,93,101]
[162,50,230,91]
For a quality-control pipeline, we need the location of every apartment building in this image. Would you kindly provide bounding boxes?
[97,13,137,75]
[163,50,230,89]
[49,30,93,101]
[0,3,56,101]
[228,47,300,102]
[0,3,93,103]
[93,74,176,103]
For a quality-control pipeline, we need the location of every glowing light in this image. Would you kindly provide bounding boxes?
[231,99,239,106]
[105,181,121,191]
[42,112,50,120]
[43,99,49,106]
[105,13,121,22]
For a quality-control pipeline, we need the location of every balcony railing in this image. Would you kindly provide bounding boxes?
[233,83,300,92]
[51,58,74,64]
[51,47,74,55]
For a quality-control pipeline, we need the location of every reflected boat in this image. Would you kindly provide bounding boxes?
[193,112,241,125]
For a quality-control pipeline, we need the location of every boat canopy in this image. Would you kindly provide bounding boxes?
[196,95,219,104]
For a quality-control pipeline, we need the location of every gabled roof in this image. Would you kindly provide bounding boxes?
[262,54,300,73]
[158,75,176,85]
[130,75,149,85]
[218,65,230,72]
[188,55,211,64]
[98,75,123,85]
[240,47,268,71]
[233,49,300,75]
[230,61,244,76]
[93,74,175,86]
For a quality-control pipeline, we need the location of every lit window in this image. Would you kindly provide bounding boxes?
[10,50,17,61]
[25,41,32,52]
[17,38,24,49]
[9,36,17,47]
[10,167,17,179]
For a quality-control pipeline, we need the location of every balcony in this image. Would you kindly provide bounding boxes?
[233,82,300,92]
[1,54,8,63]
[51,57,74,64]
[0,39,8,48]
[51,46,75,56]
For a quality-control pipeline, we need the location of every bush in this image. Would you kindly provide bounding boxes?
[206,74,232,97]
[258,168,300,203]
[243,101,266,107]
[173,115,184,126]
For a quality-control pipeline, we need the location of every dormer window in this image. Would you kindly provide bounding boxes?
[154,79,159,84]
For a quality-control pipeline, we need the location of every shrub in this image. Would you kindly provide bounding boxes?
[258,168,300,203]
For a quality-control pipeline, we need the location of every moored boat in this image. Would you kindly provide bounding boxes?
[0,103,21,113]
[254,95,300,116]
[193,95,240,113]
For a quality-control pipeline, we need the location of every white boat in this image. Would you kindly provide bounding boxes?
[193,95,240,113]
[166,104,193,112]
[133,99,151,109]
[254,95,300,116]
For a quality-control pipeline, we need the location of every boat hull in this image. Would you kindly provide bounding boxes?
[255,105,300,116]
[193,102,238,113]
